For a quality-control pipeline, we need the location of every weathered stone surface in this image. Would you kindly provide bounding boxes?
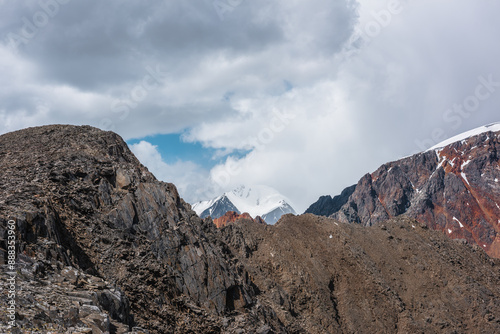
[304,184,356,216]
[222,214,500,333]
[0,125,281,333]
[308,129,500,258]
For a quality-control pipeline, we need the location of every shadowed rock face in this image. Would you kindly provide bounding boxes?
[0,125,281,333]
[304,184,356,217]
[1,125,500,333]
[308,130,500,258]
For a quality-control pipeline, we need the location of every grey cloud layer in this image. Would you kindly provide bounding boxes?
[1,0,357,139]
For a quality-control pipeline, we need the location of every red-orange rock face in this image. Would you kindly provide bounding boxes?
[213,211,266,228]
[317,130,500,258]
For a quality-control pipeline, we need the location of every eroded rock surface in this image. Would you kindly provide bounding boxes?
[307,130,500,258]
[223,214,500,333]
[0,125,280,333]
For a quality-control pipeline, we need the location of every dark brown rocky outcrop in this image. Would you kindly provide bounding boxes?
[0,125,281,333]
[307,129,500,258]
[222,214,500,333]
[304,184,356,217]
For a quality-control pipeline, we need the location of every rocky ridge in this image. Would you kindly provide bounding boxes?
[306,126,500,258]
[1,125,500,333]
[304,185,356,217]
[0,125,282,333]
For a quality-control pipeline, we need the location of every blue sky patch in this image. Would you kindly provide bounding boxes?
[127,133,250,169]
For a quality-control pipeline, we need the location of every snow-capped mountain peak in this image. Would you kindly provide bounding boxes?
[192,185,296,224]
[427,122,500,151]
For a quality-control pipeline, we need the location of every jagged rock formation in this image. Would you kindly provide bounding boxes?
[0,125,281,333]
[307,127,500,258]
[304,185,356,217]
[1,125,500,333]
[211,211,265,228]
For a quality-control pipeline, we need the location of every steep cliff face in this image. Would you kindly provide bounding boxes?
[308,127,500,258]
[0,125,281,333]
[304,184,356,217]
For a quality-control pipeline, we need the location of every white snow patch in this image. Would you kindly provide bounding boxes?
[226,185,296,218]
[193,185,296,219]
[448,229,452,234]
[495,178,499,183]
[496,203,500,210]
[453,217,464,228]
[429,150,445,179]
[435,152,447,169]
[192,195,224,216]
[329,235,333,239]
[427,122,500,151]
[461,172,470,186]
[461,159,472,169]
[412,225,416,229]
[483,244,487,248]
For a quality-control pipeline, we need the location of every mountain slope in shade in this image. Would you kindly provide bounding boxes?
[192,185,297,224]
[305,184,356,216]
[306,123,500,258]
[193,194,240,219]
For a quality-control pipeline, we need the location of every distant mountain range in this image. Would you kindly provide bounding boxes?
[306,122,500,258]
[192,185,297,224]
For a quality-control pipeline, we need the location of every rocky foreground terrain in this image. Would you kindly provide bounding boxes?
[307,125,500,258]
[1,125,500,333]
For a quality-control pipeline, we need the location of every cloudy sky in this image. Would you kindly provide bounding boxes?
[1,0,499,212]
